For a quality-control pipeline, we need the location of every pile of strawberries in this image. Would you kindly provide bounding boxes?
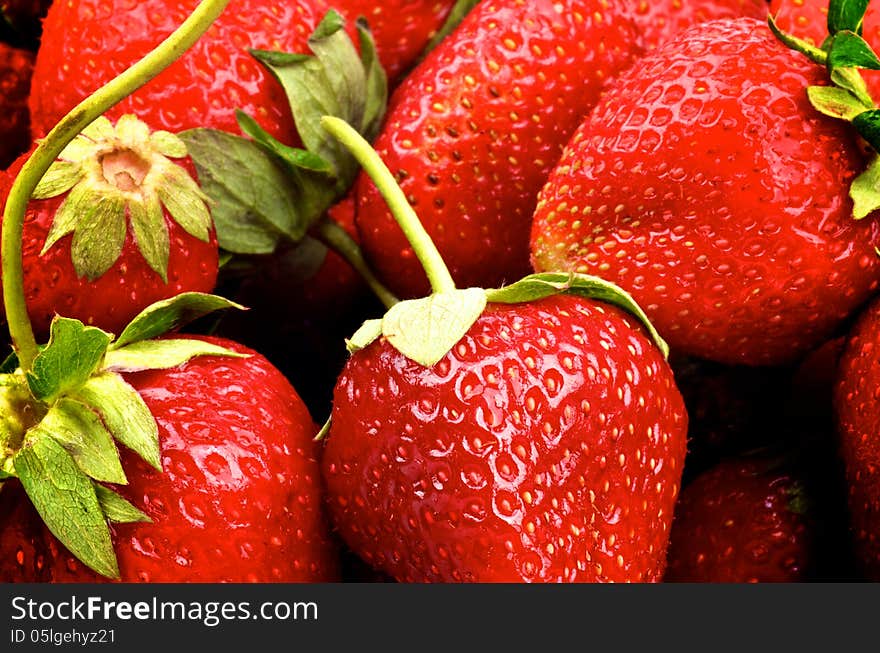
[1,0,880,583]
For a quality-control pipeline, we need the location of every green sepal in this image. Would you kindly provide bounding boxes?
[179,128,298,254]
[235,110,333,174]
[42,182,96,256]
[828,0,870,35]
[29,397,126,484]
[103,338,247,373]
[157,163,212,243]
[854,109,880,151]
[485,272,669,358]
[71,192,127,281]
[0,350,19,374]
[129,195,170,282]
[112,292,245,350]
[827,31,880,70]
[73,372,161,472]
[93,483,152,524]
[14,436,119,579]
[768,14,828,66]
[150,131,188,159]
[32,160,83,199]
[346,289,487,366]
[357,18,388,140]
[849,153,880,219]
[26,318,112,403]
[830,66,875,107]
[807,85,870,119]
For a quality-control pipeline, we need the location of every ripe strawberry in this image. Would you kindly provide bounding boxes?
[0,115,218,338]
[531,17,880,366]
[623,0,766,51]
[353,0,641,299]
[320,116,688,583]
[27,0,327,141]
[834,296,880,580]
[664,456,813,582]
[0,43,33,169]
[0,336,340,582]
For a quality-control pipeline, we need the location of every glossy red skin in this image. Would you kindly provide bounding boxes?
[0,152,218,339]
[531,18,880,366]
[331,0,455,82]
[834,298,880,581]
[0,44,33,169]
[769,0,880,100]
[623,0,766,51]
[323,294,688,582]
[354,0,641,299]
[664,458,811,582]
[28,0,326,141]
[1,337,340,582]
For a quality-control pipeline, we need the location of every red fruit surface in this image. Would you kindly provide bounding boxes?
[531,17,880,366]
[1,337,340,582]
[330,0,455,82]
[28,0,325,140]
[665,457,812,582]
[769,0,880,100]
[354,0,640,299]
[0,43,33,169]
[623,0,766,51]
[834,297,880,580]
[322,294,688,582]
[0,151,218,339]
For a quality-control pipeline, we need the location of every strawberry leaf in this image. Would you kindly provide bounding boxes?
[26,318,112,403]
[14,436,119,579]
[382,289,487,366]
[357,18,388,139]
[808,85,869,119]
[828,0,870,35]
[850,153,880,219]
[179,128,299,254]
[830,66,875,106]
[418,0,480,62]
[93,483,152,524]
[103,339,247,373]
[30,397,126,484]
[129,195,170,282]
[73,372,161,471]
[70,193,127,281]
[827,31,880,70]
[112,292,244,349]
[346,318,383,354]
[854,108,880,151]
[486,272,669,358]
[235,110,333,174]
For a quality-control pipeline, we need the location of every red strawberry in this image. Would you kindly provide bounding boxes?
[353,0,641,299]
[0,115,218,338]
[1,336,340,582]
[319,115,688,583]
[27,0,327,141]
[530,17,880,366]
[834,296,880,580]
[0,43,33,169]
[664,456,813,582]
[623,0,766,51]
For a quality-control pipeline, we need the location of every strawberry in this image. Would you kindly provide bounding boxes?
[0,114,218,338]
[0,43,33,169]
[530,17,880,366]
[623,0,766,51]
[1,336,340,582]
[27,0,327,141]
[664,456,813,582]
[319,116,688,583]
[353,0,641,299]
[834,296,880,580]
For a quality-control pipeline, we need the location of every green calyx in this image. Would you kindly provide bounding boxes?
[0,292,245,578]
[34,114,212,283]
[770,0,880,219]
[322,116,669,369]
[179,9,388,258]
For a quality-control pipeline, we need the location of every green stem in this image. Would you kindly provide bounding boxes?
[2,0,232,372]
[320,115,457,294]
[314,218,399,309]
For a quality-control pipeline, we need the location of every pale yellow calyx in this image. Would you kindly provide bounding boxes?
[32,114,212,283]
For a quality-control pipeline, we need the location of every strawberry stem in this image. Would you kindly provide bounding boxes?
[1,0,232,372]
[320,115,457,294]
[313,217,400,309]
